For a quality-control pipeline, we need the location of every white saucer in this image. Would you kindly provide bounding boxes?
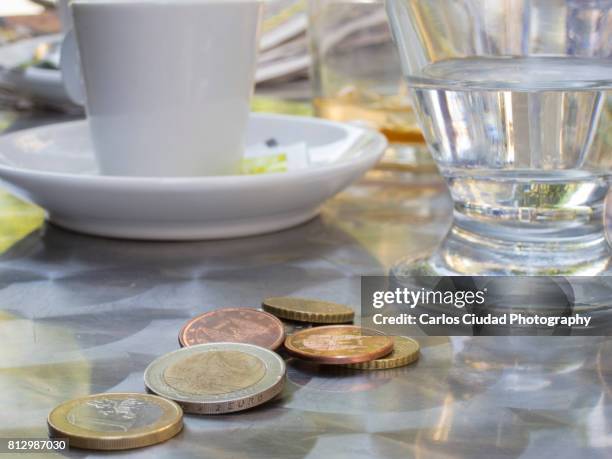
[0,114,386,240]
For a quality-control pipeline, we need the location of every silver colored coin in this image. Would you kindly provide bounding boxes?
[144,343,286,415]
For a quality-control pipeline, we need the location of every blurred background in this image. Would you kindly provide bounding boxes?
[0,0,312,114]
[0,0,435,166]
[0,0,45,17]
[0,0,442,253]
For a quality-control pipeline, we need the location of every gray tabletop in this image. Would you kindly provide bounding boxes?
[0,109,611,459]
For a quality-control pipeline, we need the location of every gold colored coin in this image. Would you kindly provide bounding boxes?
[342,336,420,370]
[262,297,354,324]
[47,393,183,451]
[144,343,286,414]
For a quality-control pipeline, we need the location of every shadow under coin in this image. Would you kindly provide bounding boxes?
[285,336,454,415]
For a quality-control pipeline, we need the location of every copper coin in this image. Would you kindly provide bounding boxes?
[284,325,393,365]
[179,308,285,351]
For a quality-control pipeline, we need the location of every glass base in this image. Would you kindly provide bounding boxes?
[395,171,612,276]
[393,221,612,277]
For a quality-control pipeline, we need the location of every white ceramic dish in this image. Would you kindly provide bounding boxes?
[0,113,386,240]
[64,0,264,177]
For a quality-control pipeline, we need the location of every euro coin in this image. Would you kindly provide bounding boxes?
[342,336,420,370]
[284,325,393,365]
[262,297,354,324]
[47,393,182,450]
[179,308,285,351]
[144,343,286,414]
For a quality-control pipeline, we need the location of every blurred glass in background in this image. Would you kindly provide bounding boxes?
[0,1,44,17]
[308,0,433,170]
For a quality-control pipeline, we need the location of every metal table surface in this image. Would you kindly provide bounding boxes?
[0,109,611,459]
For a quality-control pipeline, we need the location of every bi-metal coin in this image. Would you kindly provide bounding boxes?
[284,325,393,365]
[144,343,286,414]
[342,336,420,370]
[262,297,355,324]
[179,308,285,350]
[47,393,183,451]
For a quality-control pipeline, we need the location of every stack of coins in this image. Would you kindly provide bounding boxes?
[263,297,420,370]
[47,299,419,451]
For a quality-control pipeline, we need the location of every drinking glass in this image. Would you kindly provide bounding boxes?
[387,0,612,275]
[308,0,432,170]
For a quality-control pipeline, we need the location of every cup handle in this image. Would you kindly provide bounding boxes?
[60,29,86,106]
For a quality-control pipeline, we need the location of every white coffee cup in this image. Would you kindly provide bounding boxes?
[61,0,264,177]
